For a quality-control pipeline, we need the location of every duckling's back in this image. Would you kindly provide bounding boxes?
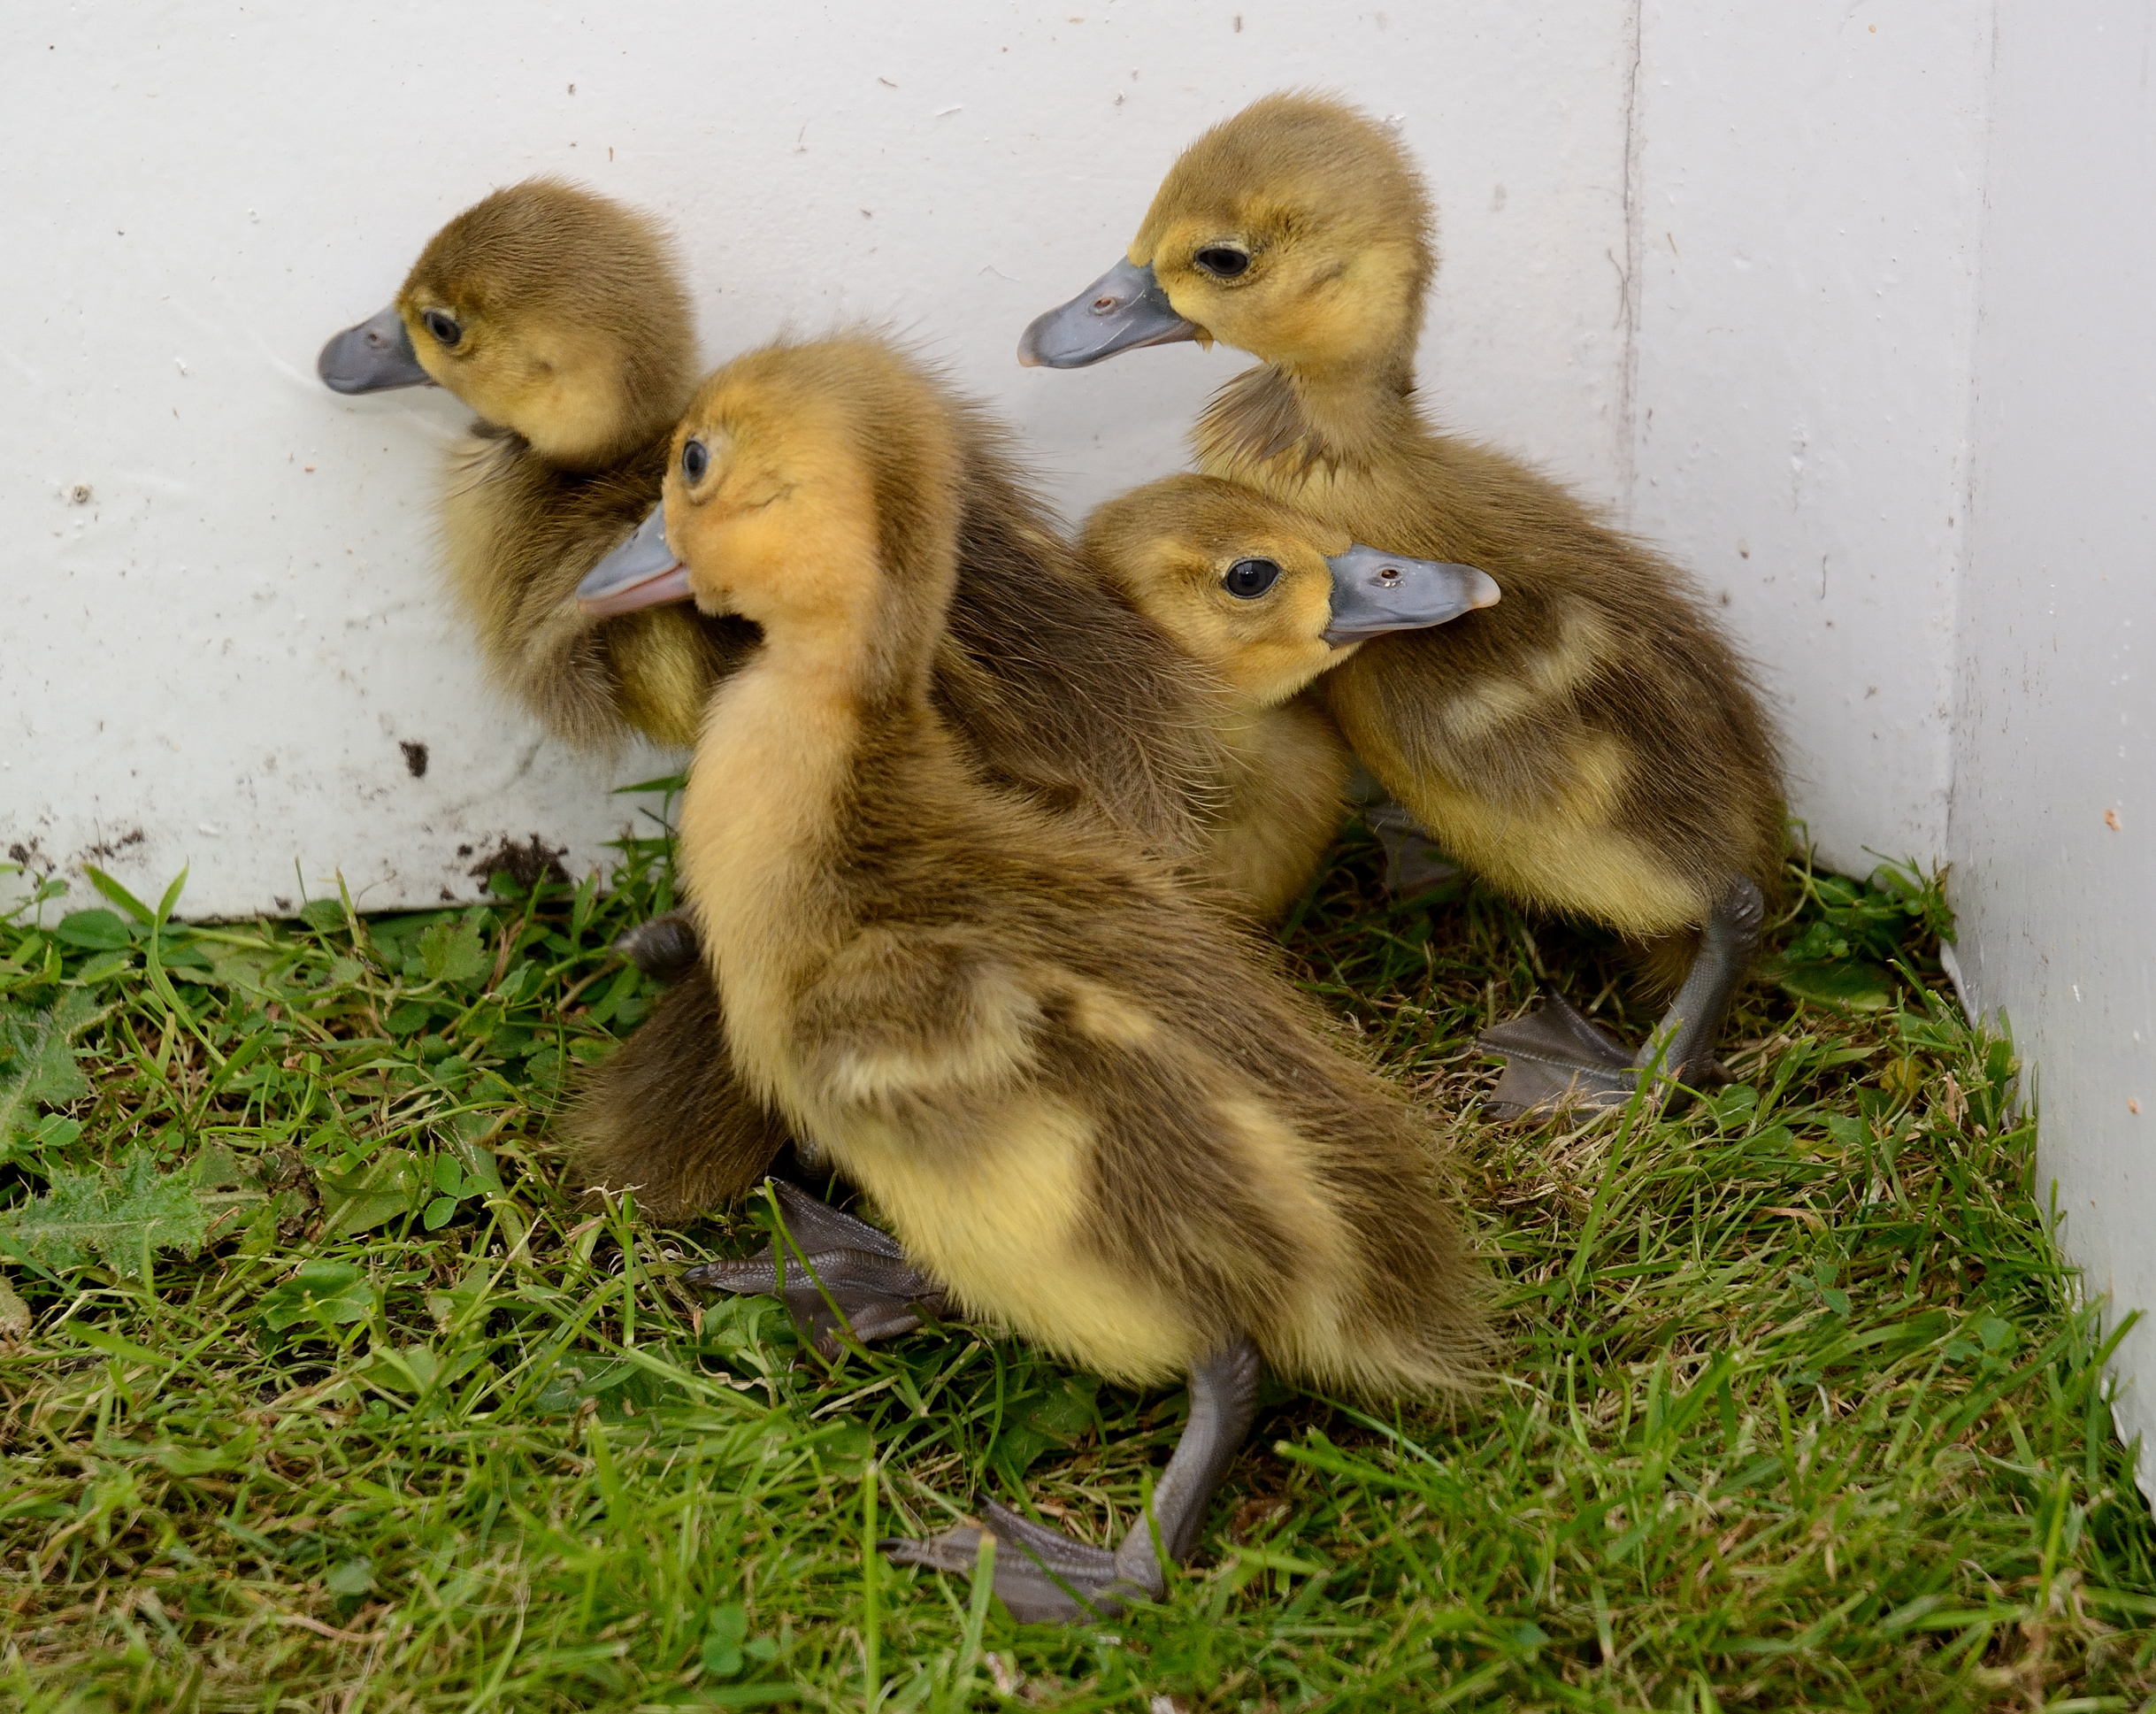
[936,406,1225,866]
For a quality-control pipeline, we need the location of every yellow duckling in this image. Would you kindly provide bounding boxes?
[565,378,1240,1232]
[648,335,1484,1621]
[1079,473,1499,921]
[318,178,743,749]
[1020,93,1785,1116]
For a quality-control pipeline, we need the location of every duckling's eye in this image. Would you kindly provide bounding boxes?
[421,310,463,349]
[1193,245,1252,279]
[1223,557,1281,598]
[681,438,710,483]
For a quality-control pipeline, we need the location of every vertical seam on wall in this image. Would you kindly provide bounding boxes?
[1944,0,2004,1014]
[1615,0,1646,522]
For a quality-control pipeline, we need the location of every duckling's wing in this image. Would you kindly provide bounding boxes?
[797,926,1047,1111]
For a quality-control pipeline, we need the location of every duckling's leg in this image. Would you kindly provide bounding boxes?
[682,1180,952,1360]
[613,911,701,984]
[1350,767,1457,896]
[1480,875,1764,1119]
[882,1336,1262,1624]
[1365,797,1459,895]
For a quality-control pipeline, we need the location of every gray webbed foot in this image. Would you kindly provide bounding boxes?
[613,912,702,985]
[881,1337,1262,1626]
[1479,875,1765,1121]
[1363,796,1459,896]
[1479,992,1637,1119]
[883,1499,1136,1624]
[680,1180,950,1359]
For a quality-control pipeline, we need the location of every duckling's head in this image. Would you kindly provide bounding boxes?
[656,339,965,646]
[1083,474,1498,705]
[319,180,695,469]
[1020,92,1432,377]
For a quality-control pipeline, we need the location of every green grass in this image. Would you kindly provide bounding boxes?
[1,803,2152,1712]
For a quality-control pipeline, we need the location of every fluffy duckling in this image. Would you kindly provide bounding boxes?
[319,178,748,749]
[1020,93,1784,1116]
[567,369,1238,1231]
[319,181,787,1225]
[1079,473,1499,921]
[648,336,1484,1622]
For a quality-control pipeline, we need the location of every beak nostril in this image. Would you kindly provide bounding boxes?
[1093,296,1118,311]
[1377,567,1402,584]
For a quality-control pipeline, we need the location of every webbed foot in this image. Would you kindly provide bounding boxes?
[883,1499,1140,1624]
[1479,875,1764,1121]
[1478,992,1637,1118]
[1364,796,1458,895]
[881,1338,1262,1626]
[681,1180,950,1359]
[612,911,701,985]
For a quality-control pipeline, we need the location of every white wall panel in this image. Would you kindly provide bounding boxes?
[1630,1,1992,878]
[0,0,1635,921]
[1948,0,2156,1504]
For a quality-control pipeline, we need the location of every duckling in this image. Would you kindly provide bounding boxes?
[1018,93,1784,1117]
[318,177,749,749]
[1078,473,1500,921]
[644,335,1484,1622]
[569,373,1244,1235]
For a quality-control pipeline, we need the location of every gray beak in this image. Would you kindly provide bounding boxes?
[1017,257,1201,368]
[576,504,692,617]
[318,306,434,394]
[1323,545,1500,645]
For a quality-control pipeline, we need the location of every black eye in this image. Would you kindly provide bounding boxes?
[1223,557,1281,598]
[421,309,463,348]
[1193,245,1251,279]
[681,438,710,482]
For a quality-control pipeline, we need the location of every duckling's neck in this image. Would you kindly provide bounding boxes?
[677,591,940,1103]
[1194,353,1419,488]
